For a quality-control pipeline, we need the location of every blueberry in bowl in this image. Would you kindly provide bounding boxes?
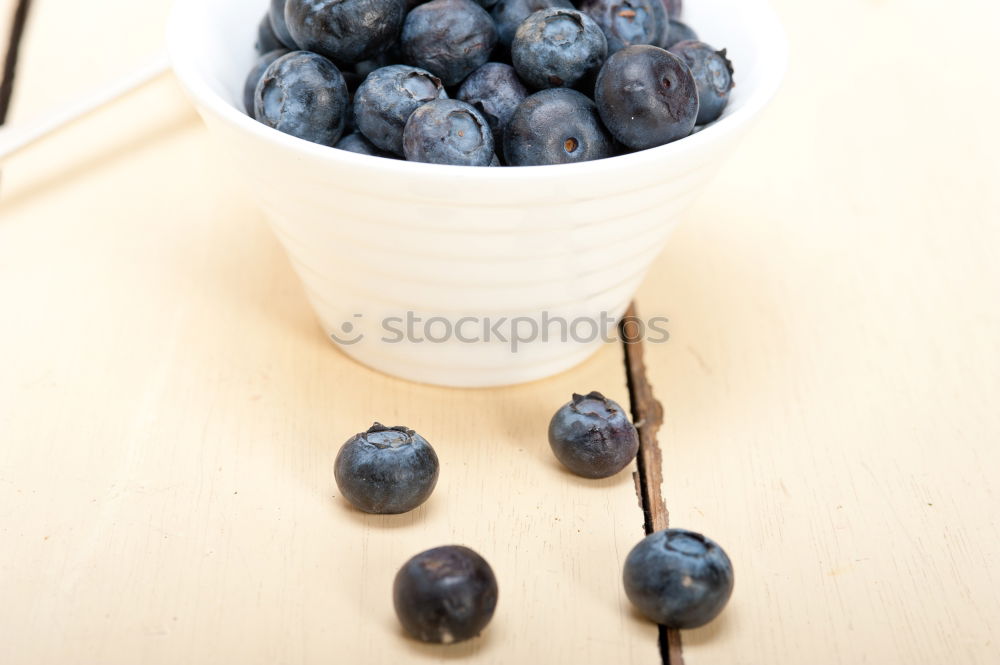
[456,63,527,156]
[403,99,495,166]
[284,0,407,64]
[491,0,574,51]
[253,51,350,147]
[401,0,498,86]
[511,8,608,90]
[353,64,447,155]
[669,40,735,125]
[594,44,699,150]
[578,0,669,54]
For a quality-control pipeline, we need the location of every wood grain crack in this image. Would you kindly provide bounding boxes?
[621,302,684,665]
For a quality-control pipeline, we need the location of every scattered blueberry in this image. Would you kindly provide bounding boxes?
[456,63,527,152]
[401,0,498,86]
[511,9,608,90]
[491,0,573,50]
[594,45,698,150]
[268,0,298,48]
[578,0,668,54]
[394,545,498,644]
[244,49,289,115]
[504,89,614,166]
[335,131,394,157]
[254,51,350,146]
[354,64,447,155]
[547,391,639,477]
[669,40,734,125]
[623,529,735,629]
[663,18,698,48]
[285,0,406,64]
[255,14,284,55]
[334,423,439,514]
[403,99,495,166]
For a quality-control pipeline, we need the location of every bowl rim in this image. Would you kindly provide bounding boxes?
[166,0,788,180]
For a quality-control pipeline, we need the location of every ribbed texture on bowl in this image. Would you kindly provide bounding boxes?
[168,0,786,387]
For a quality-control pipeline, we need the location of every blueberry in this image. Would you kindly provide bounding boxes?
[334,423,439,514]
[335,131,393,157]
[623,529,734,629]
[664,0,682,19]
[547,391,639,477]
[393,545,498,644]
[403,99,495,166]
[268,0,298,48]
[663,18,698,49]
[354,65,447,155]
[489,153,502,166]
[504,89,614,166]
[511,9,607,90]
[254,51,350,146]
[491,0,573,50]
[401,0,498,86]
[244,49,289,115]
[456,63,527,153]
[285,0,406,64]
[255,14,284,55]
[594,45,698,150]
[578,0,668,54]
[669,40,734,125]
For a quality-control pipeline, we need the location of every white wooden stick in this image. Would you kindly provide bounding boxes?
[0,51,170,163]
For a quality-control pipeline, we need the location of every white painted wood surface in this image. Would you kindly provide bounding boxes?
[0,2,657,663]
[637,1,1000,663]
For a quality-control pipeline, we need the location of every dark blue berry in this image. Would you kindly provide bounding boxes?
[663,18,698,48]
[268,0,298,48]
[394,546,498,644]
[594,44,698,150]
[334,423,439,514]
[669,40,734,125]
[623,529,735,629]
[255,14,284,55]
[664,0,682,19]
[254,51,350,146]
[401,0,497,86]
[244,49,289,115]
[579,0,668,54]
[335,131,394,156]
[456,63,527,153]
[547,391,639,477]
[402,99,495,166]
[285,0,406,64]
[504,89,614,166]
[354,65,447,155]
[491,0,573,50]
[512,9,607,90]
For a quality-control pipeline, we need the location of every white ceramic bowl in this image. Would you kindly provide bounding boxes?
[167,0,786,387]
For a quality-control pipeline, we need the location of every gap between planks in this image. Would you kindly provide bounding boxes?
[621,302,684,665]
[0,0,32,124]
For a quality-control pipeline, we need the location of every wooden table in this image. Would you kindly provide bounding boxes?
[1,1,997,663]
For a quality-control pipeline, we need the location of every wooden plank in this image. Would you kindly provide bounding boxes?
[635,1,1000,664]
[0,1,659,664]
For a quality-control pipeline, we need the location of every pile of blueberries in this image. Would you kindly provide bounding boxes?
[246,0,734,166]
[335,392,734,644]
